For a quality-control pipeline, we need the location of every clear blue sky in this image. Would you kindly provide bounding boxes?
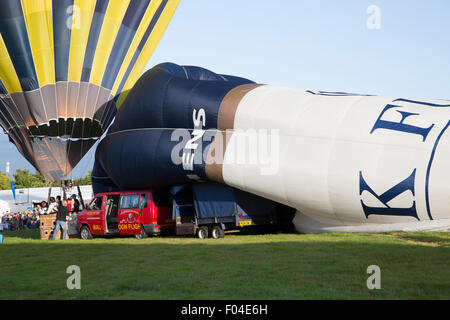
[1,0,449,177]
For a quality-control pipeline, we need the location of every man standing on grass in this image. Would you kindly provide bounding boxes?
[52,200,69,240]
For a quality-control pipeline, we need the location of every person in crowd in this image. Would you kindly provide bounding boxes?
[34,204,41,215]
[47,197,58,214]
[69,194,80,214]
[29,213,35,229]
[39,201,48,215]
[52,200,70,240]
[11,213,18,231]
[26,212,31,229]
[9,214,15,230]
[21,213,27,230]
[17,212,22,230]
[1,213,8,231]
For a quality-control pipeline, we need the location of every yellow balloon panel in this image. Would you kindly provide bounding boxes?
[21,0,55,87]
[67,0,96,83]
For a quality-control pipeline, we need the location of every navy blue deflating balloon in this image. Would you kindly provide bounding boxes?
[94,128,216,192]
[109,62,254,133]
[91,157,120,195]
[92,63,254,194]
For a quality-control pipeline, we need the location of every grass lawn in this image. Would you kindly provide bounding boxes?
[0,229,448,300]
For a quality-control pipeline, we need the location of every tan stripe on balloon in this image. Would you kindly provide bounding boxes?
[218,84,262,130]
[205,130,234,184]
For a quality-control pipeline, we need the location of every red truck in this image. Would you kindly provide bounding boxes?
[76,190,174,240]
[77,183,290,240]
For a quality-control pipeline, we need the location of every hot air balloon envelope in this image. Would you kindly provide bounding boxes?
[0,0,180,181]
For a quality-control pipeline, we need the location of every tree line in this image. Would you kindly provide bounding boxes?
[0,170,92,190]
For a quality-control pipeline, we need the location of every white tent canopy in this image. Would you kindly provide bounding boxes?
[0,185,94,214]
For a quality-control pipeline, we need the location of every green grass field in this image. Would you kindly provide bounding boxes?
[0,229,449,300]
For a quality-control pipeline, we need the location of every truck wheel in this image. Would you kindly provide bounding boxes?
[135,225,148,240]
[80,226,93,240]
[197,226,209,239]
[211,226,225,239]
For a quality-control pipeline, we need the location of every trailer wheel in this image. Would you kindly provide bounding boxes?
[197,226,209,239]
[211,226,225,239]
[80,226,93,240]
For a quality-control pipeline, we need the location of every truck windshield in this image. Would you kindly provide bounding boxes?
[90,196,103,210]
[121,194,140,209]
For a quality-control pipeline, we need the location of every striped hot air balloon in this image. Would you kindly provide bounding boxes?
[0,0,180,181]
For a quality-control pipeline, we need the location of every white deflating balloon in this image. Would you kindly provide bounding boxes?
[212,86,450,233]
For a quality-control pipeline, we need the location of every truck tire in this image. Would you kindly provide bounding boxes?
[80,226,93,240]
[211,226,225,239]
[197,226,209,239]
[135,225,148,240]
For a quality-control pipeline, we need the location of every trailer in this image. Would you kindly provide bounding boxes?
[172,182,279,239]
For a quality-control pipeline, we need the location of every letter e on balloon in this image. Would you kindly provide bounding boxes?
[367,265,381,290]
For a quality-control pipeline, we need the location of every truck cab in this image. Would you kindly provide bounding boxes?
[77,190,173,240]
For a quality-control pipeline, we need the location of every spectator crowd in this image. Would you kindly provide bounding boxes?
[1,210,40,231]
[0,194,81,232]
